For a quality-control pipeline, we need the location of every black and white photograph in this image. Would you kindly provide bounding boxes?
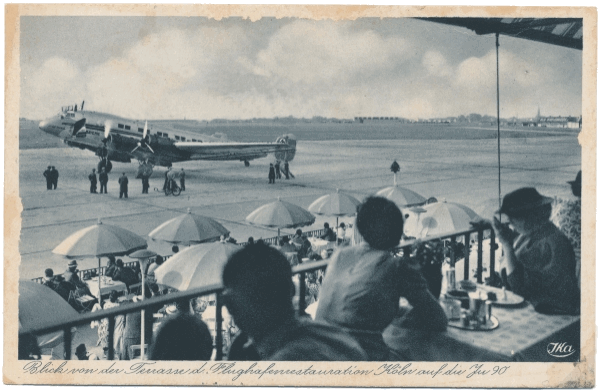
[5,5,596,387]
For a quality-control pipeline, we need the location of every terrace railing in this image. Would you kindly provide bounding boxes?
[21,223,496,361]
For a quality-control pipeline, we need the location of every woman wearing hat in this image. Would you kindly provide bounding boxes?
[492,187,580,315]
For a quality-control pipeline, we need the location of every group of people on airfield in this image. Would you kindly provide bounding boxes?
[83,166,186,198]
[268,159,294,184]
[42,166,59,190]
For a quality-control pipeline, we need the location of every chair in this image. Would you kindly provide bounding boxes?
[128,282,142,295]
[129,344,149,360]
[68,289,97,312]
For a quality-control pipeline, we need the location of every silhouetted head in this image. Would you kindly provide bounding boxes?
[150,314,213,361]
[324,222,329,229]
[45,268,54,278]
[172,245,179,254]
[569,170,582,198]
[155,255,164,266]
[222,242,295,340]
[116,259,124,268]
[356,196,404,250]
[109,290,118,303]
[75,344,87,360]
[247,237,254,245]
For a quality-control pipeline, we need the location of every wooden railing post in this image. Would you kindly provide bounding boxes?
[107,316,115,360]
[449,236,456,267]
[63,326,72,360]
[215,294,224,361]
[489,229,496,284]
[477,228,484,284]
[463,233,471,280]
[298,272,307,315]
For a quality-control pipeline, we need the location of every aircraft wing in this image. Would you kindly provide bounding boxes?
[173,141,295,161]
[418,18,582,50]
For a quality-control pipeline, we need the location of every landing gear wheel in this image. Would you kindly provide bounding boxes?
[244,160,250,167]
[98,159,113,173]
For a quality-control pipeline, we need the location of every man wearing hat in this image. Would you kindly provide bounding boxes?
[551,170,582,288]
[492,187,579,315]
[63,260,92,296]
[43,166,52,190]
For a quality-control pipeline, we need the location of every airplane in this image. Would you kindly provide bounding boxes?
[38,102,297,177]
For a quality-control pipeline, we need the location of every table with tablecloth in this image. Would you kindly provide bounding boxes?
[86,277,128,299]
[308,237,336,255]
[383,288,580,362]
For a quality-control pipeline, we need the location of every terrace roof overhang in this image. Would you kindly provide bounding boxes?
[418,17,583,50]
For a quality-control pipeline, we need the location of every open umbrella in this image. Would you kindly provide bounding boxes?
[375,185,427,208]
[405,201,481,238]
[308,189,361,228]
[154,241,241,291]
[148,209,230,245]
[19,281,79,351]
[53,219,147,305]
[246,197,315,240]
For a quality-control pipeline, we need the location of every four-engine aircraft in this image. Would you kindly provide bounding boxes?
[39,102,297,177]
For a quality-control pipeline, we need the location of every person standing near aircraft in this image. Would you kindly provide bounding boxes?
[268,163,276,184]
[43,166,52,190]
[99,168,108,194]
[88,169,98,193]
[118,173,129,199]
[180,168,186,191]
[141,173,150,194]
[274,160,282,179]
[50,166,59,189]
[163,167,171,191]
[283,161,294,179]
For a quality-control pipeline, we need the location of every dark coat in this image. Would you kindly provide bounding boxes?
[113,266,139,287]
[89,173,97,183]
[118,176,129,190]
[99,172,109,184]
[268,166,276,179]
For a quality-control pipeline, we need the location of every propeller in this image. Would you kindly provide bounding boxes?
[131,121,154,154]
[81,100,85,111]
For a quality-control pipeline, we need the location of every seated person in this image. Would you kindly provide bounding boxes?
[336,222,348,245]
[222,242,368,361]
[279,236,298,253]
[292,230,313,260]
[112,259,140,288]
[52,274,76,302]
[42,268,56,289]
[492,187,580,315]
[319,223,336,242]
[551,171,581,288]
[63,260,87,288]
[75,344,99,360]
[315,196,448,361]
[147,255,164,277]
[150,313,213,361]
[105,256,118,278]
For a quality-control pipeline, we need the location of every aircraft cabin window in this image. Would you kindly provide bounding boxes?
[192,139,197,142]
[118,124,124,129]
[138,128,144,133]
[163,133,168,137]
[181,137,186,141]
[125,125,131,130]
[157,132,162,136]
[175,136,180,140]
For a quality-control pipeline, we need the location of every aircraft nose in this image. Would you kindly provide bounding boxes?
[39,120,48,131]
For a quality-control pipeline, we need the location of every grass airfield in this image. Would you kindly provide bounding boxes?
[17,127,581,280]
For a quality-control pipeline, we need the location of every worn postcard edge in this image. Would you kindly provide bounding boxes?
[3,4,597,388]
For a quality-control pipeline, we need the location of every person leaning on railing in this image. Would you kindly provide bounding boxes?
[315,196,448,361]
[492,187,580,315]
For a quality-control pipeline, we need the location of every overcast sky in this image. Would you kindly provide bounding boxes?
[20,17,582,120]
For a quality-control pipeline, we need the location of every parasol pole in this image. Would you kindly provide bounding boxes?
[98,257,102,306]
[141,268,145,361]
[495,32,502,223]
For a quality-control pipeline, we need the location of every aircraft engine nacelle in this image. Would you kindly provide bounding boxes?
[274,134,297,162]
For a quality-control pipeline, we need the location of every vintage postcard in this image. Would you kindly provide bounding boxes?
[4,4,597,387]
